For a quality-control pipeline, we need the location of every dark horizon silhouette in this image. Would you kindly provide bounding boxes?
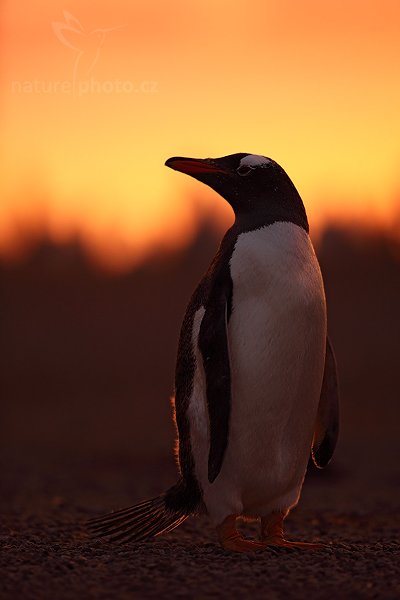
[1,219,399,465]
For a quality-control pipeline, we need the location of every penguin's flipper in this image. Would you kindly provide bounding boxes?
[312,336,340,468]
[198,275,232,484]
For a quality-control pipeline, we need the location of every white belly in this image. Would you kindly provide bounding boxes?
[187,222,327,524]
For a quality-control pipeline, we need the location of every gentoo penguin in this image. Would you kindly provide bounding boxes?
[89,153,339,552]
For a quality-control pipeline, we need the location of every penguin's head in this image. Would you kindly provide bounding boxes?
[165,153,308,231]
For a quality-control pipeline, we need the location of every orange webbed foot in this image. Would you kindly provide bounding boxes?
[217,515,266,553]
[263,535,325,550]
[261,511,325,551]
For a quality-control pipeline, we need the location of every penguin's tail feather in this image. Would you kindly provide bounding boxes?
[87,481,196,544]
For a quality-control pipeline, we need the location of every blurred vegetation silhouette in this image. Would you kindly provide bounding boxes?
[1,219,399,503]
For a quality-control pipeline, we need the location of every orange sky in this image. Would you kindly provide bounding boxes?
[1,0,400,268]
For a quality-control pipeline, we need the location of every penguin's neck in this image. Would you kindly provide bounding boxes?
[234,208,309,236]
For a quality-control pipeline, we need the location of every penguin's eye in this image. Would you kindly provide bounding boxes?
[236,165,255,177]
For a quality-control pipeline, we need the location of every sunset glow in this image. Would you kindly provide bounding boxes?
[1,0,400,268]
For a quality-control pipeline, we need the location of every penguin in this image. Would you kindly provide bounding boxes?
[88,153,339,552]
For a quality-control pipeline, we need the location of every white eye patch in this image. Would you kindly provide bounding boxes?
[236,154,271,176]
[239,154,271,168]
